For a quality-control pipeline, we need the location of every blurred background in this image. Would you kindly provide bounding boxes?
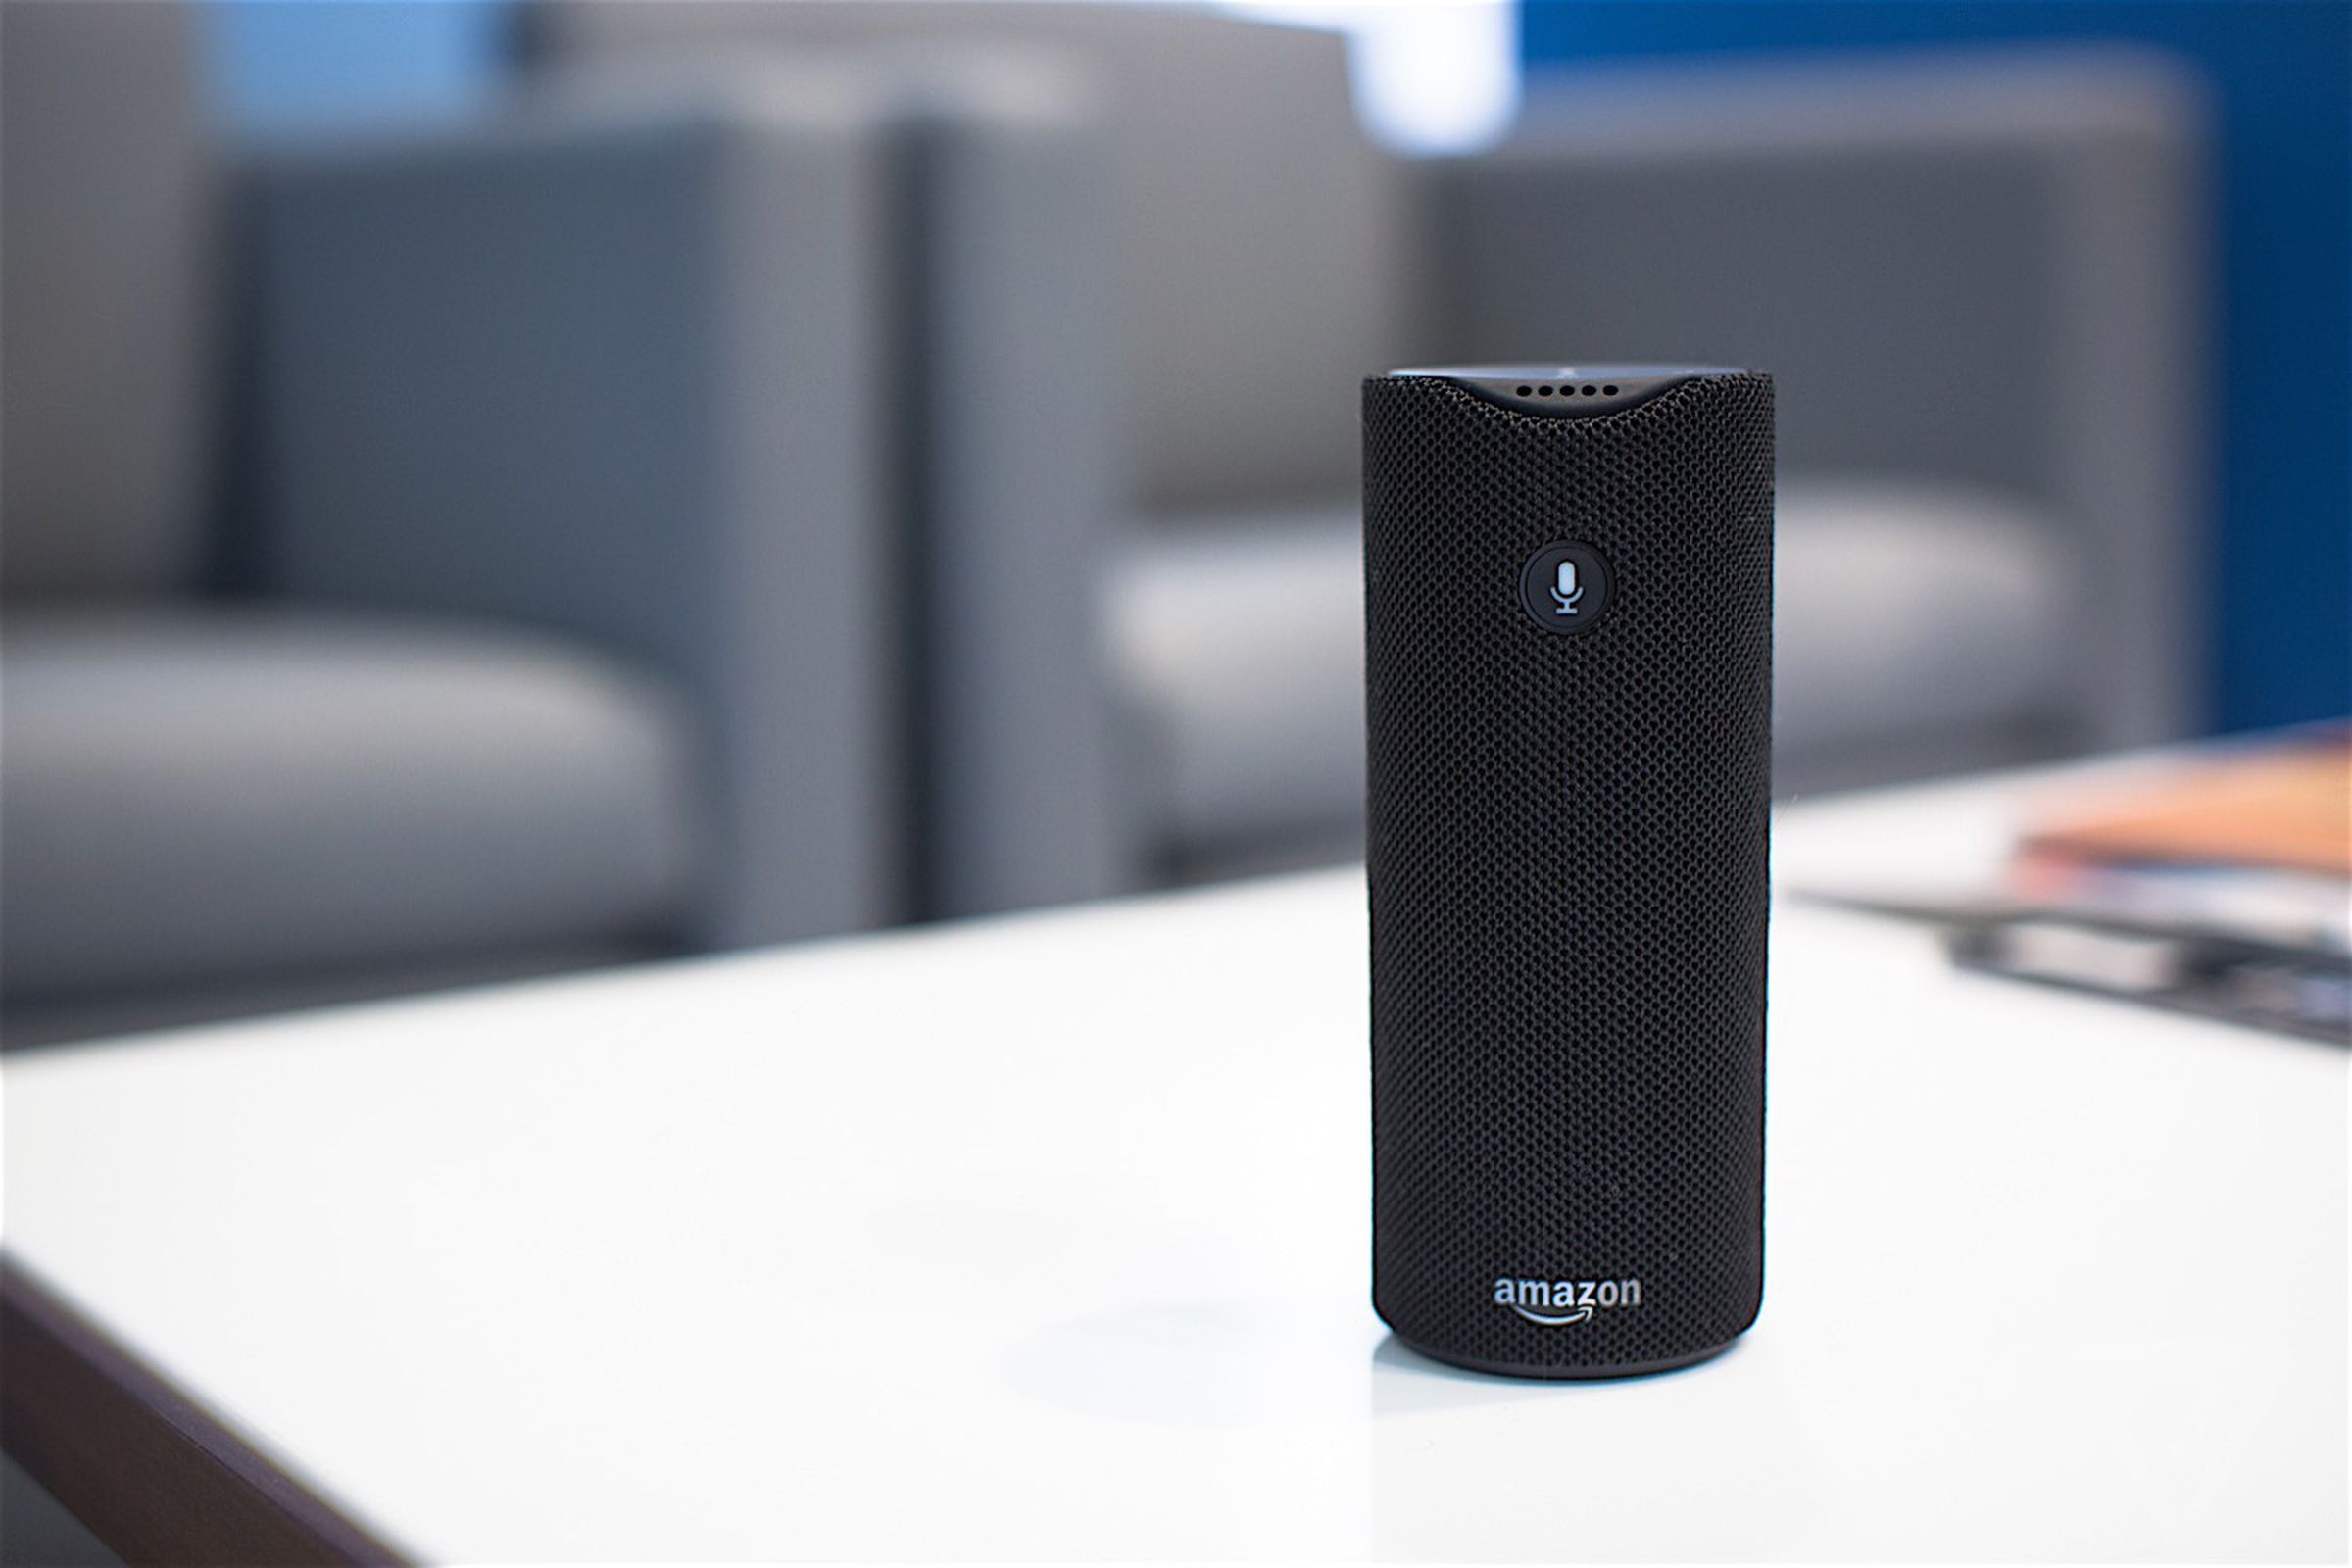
[2,0,2345,1047]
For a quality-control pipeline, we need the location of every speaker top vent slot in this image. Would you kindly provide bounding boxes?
[1384,364,1762,419]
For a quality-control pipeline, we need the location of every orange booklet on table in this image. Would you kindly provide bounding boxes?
[2005,730,2350,960]
[1975,730,2350,1040]
[2018,730,2350,879]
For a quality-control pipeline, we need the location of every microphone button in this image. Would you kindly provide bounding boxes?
[1518,542,1613,636]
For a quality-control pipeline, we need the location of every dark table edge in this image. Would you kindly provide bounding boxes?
[1,1255,408,1566]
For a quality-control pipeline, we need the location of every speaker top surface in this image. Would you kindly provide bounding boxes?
[1383,363,1758,418]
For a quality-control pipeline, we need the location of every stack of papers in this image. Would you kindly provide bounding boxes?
[1805,729,2351,1042]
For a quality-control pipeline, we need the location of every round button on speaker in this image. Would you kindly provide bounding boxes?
[1518,542,1613,634]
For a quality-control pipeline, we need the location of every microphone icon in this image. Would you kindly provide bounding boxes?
[1551,560,1584,614]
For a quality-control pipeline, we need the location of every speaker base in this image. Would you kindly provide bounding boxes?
[1389,1331,1743,1382]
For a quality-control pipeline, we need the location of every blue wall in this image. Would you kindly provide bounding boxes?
[205,0,507,135]
[1524,1,2350,734]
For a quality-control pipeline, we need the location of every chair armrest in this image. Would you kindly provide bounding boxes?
[1419,49,2209,750]
[249,72,896,949]
[886,53,1140,916]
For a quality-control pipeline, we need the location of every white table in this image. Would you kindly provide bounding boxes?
[4,759,2345,1561]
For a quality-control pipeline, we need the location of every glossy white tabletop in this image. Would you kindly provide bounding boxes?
[4,760,2345,1561]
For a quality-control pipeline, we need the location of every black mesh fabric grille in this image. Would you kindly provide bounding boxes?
[1364,372,1773,1375]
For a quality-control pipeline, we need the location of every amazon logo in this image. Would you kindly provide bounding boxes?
[1493,1275,1642,1325]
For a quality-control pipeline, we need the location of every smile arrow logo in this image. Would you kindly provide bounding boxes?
[1510,1303,1594,1326]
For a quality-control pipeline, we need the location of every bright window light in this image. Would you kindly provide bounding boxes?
[1214,1,1520,153]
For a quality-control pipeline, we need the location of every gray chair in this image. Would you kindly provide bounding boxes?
[0,3,900,1042]
[521,4,2209,910]
[518,0,1399,907]
[1433,50,2207,769]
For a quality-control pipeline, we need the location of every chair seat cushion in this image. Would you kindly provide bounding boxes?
[1107,513,1367,867]
[2,607,698,1000]
[1770,481,2071,756]
[1108,483,2069,861]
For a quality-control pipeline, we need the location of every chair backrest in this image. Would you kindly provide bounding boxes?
[1,0,217,598]
[515,0,1410,517]
[1431,50,2199,501]
[1425,49,2207,743]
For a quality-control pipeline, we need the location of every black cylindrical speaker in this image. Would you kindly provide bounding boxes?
[1364,365,1773,1379]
